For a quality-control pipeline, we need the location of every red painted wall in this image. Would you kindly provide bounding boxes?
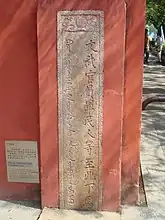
[37,0,126,211]
[0,0,145,211]
[0,0,40,200]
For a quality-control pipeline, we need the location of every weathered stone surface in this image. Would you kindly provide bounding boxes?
[57,10,104,210]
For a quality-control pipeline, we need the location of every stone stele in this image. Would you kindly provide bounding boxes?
[57,10,104,210]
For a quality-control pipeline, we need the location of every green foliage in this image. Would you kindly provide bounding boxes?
[146,0,165,29]
[163,41,165,50]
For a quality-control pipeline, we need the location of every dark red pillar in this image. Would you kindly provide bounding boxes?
[122,0,146,204]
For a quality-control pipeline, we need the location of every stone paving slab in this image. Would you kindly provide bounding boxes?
[38,208,120,220]
[0,200,41,220]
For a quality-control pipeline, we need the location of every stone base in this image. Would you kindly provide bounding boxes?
[39,208,120,220]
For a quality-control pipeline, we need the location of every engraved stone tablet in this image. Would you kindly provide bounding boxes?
[5,141,39,183]
[57,10,104,210]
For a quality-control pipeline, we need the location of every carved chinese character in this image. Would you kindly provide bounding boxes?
[65,100,72,112]
[67,185,74,194]
[75,16,87,29]
[68,160,75,175]
[85,140,95,148]
[85,158,95,169]
[69,140,79,147]
[68,148,76,161]
[85,182,96,194]
[85,70,95,84]
[62,17,74,31]
[86,84,94,97]
[66,92,74,101]
[84,114,94,128]
[84,144,93,156]
[64,59,71,67]
[84,54,96,69]
[68,194,75,205]
[67,128,77,136]
[84,196,94,209]
[86,40,97,52]
[87,128,95,139]
[84,99,94,112]
[66,39,73,52]
[84,170,97,181]
[66,112,76,120]
[86,16,98,29]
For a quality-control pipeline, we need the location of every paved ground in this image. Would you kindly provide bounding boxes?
[0,55,165,219]
[0,200,41,220]
[122,55,165,220]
